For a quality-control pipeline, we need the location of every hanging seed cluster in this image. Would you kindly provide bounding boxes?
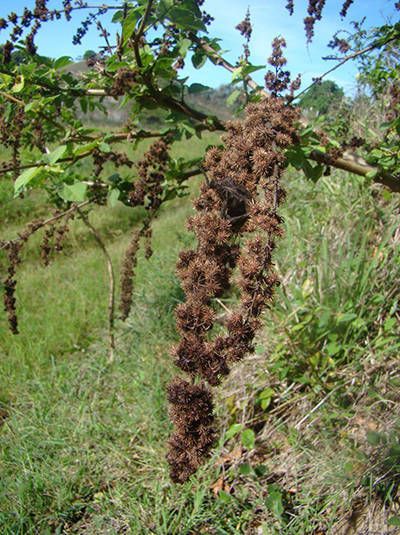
[167,91,300,482]
[265,37,301,98]
[119,137,172,320]
[1,219,43,333]
[1,208,78,334]
[285,0,359,41]
[40,211,75,266]
[0,1,112,59]
[236,8,252,62]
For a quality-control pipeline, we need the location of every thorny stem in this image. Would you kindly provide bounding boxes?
[77,207,116,363]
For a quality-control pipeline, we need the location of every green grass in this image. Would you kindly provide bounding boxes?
[1,134,400,533]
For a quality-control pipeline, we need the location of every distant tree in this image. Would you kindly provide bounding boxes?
[299,79,345,114]
[83,49,97,60]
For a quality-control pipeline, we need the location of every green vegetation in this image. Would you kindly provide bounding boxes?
[1,130,399,531]
[298,80,345,114]
[0,1,399,532]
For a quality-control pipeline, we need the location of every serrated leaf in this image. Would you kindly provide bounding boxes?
[225,423,243,440]
[14,167,42,193]
[54,56,72,69]
[108,188,120,207]
[168,6,206,31]
[227,89,241,106]
[60,182,87,202]
[44,145,67,165]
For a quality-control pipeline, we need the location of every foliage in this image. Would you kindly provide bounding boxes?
[298,79,344,115]
[83,49,97,60]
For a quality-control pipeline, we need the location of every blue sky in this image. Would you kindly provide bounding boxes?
[0,0,398,93]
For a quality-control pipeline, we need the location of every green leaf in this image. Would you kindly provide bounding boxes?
[108,188,120,207]
[227,89,241,106]
[326,342,341,356]
[73,142,98,157]
[336,312,358,323]
[122,8,141,45]
[388,517,400,527]
[265,484,284,519]
[258,388,274,410]
[231,67,242,82]
[192,51,207,69]
[99,142,111,153]
[179,38,192,56]
[238,463,252,475]
[168,6,206,31]
[241,429,255,450]
[12,75,25,93]
[366,431,382,446]
[225,423,243,441]
[60,182,87,202]
[54,56,72,69]
[217,490,231,503]
[14,167,42,193]
[241,64,265,76]
[384,317,396,332]
[44,145,67,165]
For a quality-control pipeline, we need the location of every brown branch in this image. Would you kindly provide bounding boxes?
[0,201,91,252]
[0,130,169,177]
[0,91,24,106]
[77,208,116,363]
[189,34,266,96]
[310,150,400,192]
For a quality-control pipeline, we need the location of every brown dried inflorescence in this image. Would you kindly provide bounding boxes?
[304,0,326,42]
[265,37,301,98]
[119,137,172,320]
[2,219,43,333]
[167,379,216,484]
[340,0,354,18]
[119,228,142,321]
[236,9,252,61]
[167,78,299,482]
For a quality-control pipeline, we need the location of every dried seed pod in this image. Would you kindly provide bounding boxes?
[40,223,57,266]
[119,229,141,321]
[167,91,300,482]
[166,379,216,484]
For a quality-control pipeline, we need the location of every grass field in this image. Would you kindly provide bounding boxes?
[1,133,400,533]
